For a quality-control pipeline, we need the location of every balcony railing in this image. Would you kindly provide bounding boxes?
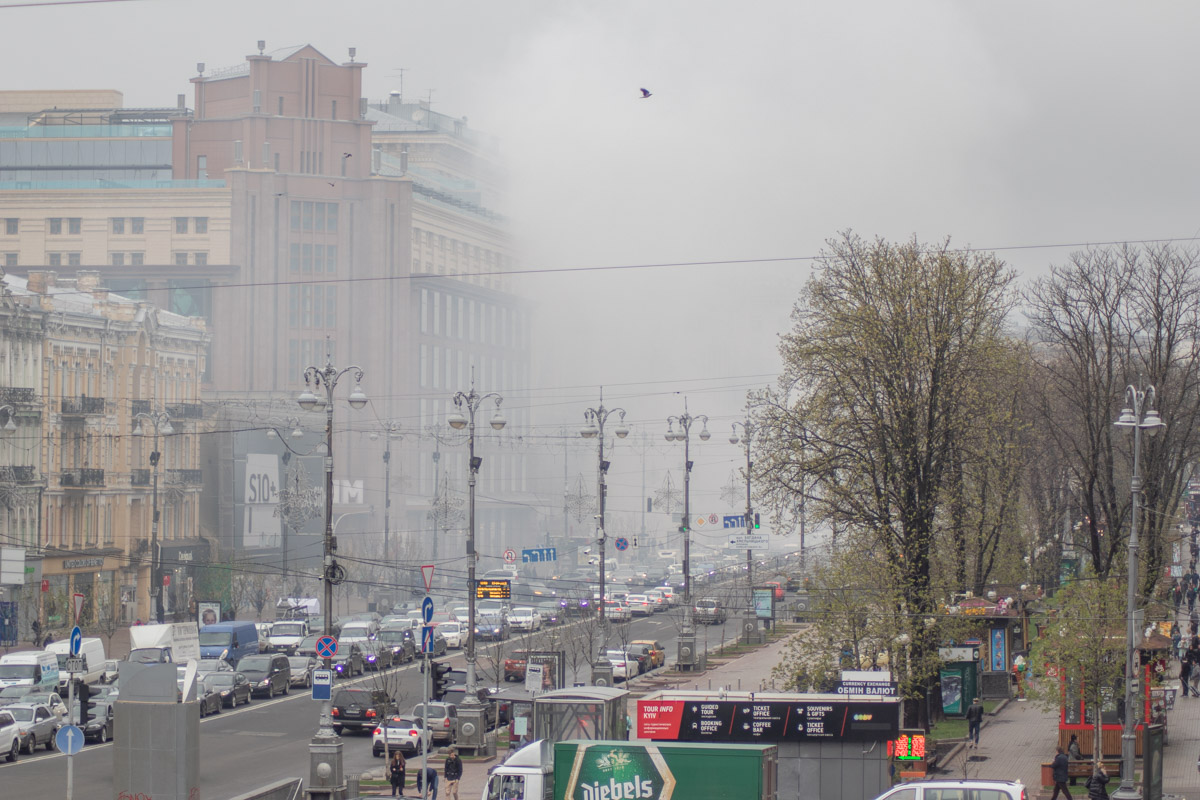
[61,396,105,416]
[166,469,202,485]
[60,469,104,487]
[165,402,203,419]
[131,468,150,487]
[0,466,36,483]
[131,400,151,417]
[0,387,37,406]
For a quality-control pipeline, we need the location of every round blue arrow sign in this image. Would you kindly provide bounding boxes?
[422,596,434,623]
[56,724,84,755]
[70,626,82,657]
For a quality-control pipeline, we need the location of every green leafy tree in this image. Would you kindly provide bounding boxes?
[755,232,1020,728]
[1027,575,1127,765]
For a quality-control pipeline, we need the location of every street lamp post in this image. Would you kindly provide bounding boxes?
[1111,384,1164,800]
[729,418,756,609]
[448,381,505,754]
[580,393,629,680]
[298,349,366,800]
[133,410,173,624]
[665,403,710,629]
[370,422,403,571]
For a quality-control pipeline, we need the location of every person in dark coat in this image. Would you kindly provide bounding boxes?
[965,697,984,747]
[415,765,438,799]
[1183,653,1194,697]
[1067,735,1083,785]
[388,750,407,797]
[1050,746,1072,799]
[443,747,463,800]
[1086,762,1109,800]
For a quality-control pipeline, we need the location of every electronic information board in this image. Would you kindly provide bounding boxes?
[475,579,512,600]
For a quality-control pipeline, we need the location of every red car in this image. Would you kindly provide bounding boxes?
[765,581,784,600]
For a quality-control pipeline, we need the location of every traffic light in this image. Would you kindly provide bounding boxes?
[754,512,760,529]
[431,660,452,700]
[76,680,91,726]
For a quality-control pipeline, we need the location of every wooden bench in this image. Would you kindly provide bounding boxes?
[1040,760,1121,785]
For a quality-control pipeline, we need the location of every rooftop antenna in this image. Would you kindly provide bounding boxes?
[389,68,407,104]
[257,40,266,55]
[348,47,357,63]
[196,63,205,77]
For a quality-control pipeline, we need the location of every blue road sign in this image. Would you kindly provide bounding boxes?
[56,724,84,755]
[69,626,82,657]
[315,636,338,659]
[522,547,557,563]
[311,668,333,701]
[421,625,435,654]
[614,537,629,552]
[421,596,434,623]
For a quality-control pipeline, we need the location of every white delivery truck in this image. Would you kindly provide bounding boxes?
[127,622,200,664]
[45,637,107,687]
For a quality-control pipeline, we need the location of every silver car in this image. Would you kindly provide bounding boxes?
[5,704,58,753]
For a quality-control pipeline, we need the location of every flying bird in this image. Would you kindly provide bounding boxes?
[327,182,336,187]
[343,152,352,158]
[639,88,652,99]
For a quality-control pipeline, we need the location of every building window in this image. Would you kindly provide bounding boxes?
[111,218,125,234]
[197,155,207,180]
[302,202,313,231]
[194,217,208,234]
[49,253,61,266]
[326,244,337,272]
[302,244,312,273]
[289,243,300,272]
[194,252,208,266]
[326,286,337,327]
[68,253,80,266]
[131,252,144,266]
[289,286,299,327]
[175,252,188,266]
[331,100,337,120]
[2,253,14,267]
[68,218,81,235]
[175,217,188,234]
[111,253,124,266]
[326,203,338,233]
[278,96,284,116]
[132,217,144,234]
[3,218,15,235]
[49,218,62,235]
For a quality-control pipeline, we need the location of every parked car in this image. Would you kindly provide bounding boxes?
[870,780,1027,800]
[332,644,365,678]
[692,599,727,625]
[203,672,252,708]
[603,650,638,682]
[287,657,318,688]
[372,715,432,757]
[0,709,20,761]
[624,644,653,675]
[5,704,58,753]
[412,701,458,743]
[235,653,292,698]
[332,687,395,736]
[631,640,666,669]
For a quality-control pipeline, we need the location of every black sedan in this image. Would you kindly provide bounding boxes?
[79,701,114,744]
[332,643,364,678]
[376,628,417,664]
[203,672,252,708]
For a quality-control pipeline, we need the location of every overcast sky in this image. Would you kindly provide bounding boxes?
[6,0,1200,540]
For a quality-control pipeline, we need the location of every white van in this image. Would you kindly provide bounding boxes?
[44,638,107,687]
[0,651,60,689]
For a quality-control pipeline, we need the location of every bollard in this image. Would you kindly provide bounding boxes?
[347,773,360,798]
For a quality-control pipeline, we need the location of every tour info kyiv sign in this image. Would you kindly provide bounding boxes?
[637,695,900,743]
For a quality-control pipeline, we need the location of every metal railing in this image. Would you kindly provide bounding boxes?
[0,388,36,405]
[61,396,105,415]
[61,468,104,487]
[131,469,151,487]
[165,402,203,419]
[166,469,202,485]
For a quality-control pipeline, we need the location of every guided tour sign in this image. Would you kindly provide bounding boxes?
[636,697,899,743]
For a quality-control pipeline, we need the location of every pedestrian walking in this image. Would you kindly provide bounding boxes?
[965,697,983,747]
[1050,746,1072,800]
[443,747,463,800]
[388,750,407,797]
[1182,654,1193,697]
[1067,735,1084,785]
[1085,762,1109,800]
[415,765,439,799]
[1174,580,1184,612]
[1187,584,1196,613]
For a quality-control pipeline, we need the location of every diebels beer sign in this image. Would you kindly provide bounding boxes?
[561,744,673,800]
[637,698,899,742]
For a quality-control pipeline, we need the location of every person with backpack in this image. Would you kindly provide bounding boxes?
[1086,762,1109,800]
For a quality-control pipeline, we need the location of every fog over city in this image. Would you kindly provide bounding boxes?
[6,0,1200,548]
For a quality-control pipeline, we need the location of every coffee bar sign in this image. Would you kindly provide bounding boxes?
[62,558,105,570]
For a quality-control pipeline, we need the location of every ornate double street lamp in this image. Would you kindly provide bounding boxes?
[1111,384,1164,800]
[298,348,367,800]
[133,409,173,624]
[370,421,403,568]
[729,417,757,606]
[448,380,505,753]
[580,393,628,684]
[665,403,709,672]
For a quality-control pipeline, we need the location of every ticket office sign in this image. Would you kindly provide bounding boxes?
[637,698,899,743]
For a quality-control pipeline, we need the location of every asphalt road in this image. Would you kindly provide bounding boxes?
[0,597,744,799]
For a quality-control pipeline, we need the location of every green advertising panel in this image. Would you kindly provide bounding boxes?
[554,741,775,800]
